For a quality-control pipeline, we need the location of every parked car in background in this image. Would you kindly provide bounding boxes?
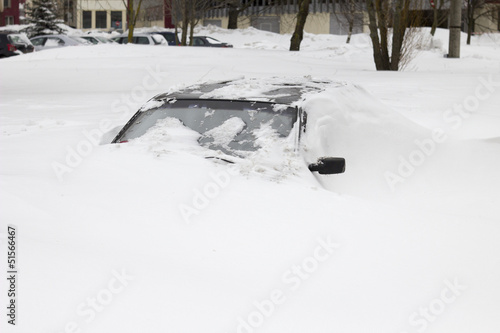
[145,31,180,45]
[0,31,35,58]
[111,33,168,46]
[79,35,117,44]
[190,36,233,48]
[30,35,91,51]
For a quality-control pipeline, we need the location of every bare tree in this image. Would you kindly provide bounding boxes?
[334,0,364,43]
[225,0,257,29]
[165,0,223,45]
[365,0,421,70]
[124,0,145,43]
[430,0,449,36]
[290,0,310,51]
[464,0,500,44]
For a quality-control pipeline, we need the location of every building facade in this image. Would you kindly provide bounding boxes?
[4,0,496,34]
[0,0,24,26]
[74,0,126,30]
[203,1,367,35]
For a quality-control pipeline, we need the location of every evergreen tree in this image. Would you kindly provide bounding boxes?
[22,0,64,38]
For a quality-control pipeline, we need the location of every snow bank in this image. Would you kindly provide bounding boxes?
[1,23,500,333]
[300,82,431,197]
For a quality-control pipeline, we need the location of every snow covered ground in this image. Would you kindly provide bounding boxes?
[1,26,499,333]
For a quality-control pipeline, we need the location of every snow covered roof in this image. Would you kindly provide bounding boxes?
[153,76,343,105]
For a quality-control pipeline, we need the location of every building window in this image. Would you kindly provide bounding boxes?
[4,0,11,8]
[111,11,122,29]
[96,11,107,29]
[82,11,91,29]
[5,16,14,25]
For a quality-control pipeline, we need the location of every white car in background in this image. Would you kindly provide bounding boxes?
[111,33,168,46]
[29,35,92,51]
[78,35,117,44]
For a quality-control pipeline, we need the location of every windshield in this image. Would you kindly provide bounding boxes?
[8,34,31,45]
[206,37,221,44]
[69,36,92,44]
[81,36,98,44]
[97,36,114,43]
[151,35,166,45]
[113,99,298,156]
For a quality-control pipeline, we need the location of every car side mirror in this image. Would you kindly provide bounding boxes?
[308,157,345,175]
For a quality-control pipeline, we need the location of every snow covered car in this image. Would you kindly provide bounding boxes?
[0,31,35,57]
[190,36,233,48]
[145,31,180,45]
[111,33,168,46]
[30,35,91,51]
[112,78,346,175]
[78,35,117,44]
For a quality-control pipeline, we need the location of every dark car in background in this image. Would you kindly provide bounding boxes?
[145,31,180,46]
[111,33,168,46]
[190,36,233,48]
[0,31,35,58]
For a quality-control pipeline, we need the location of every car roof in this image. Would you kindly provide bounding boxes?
[31,35,68,39]
[152,77,338,105]
[115,33,152,37]
[0,30,20,35]
[146,31,175,34]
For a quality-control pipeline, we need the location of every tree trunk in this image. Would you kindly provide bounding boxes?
[346,0,355,44]
[390,0,408,70]
[290,0,310,51]
[181,3,189,46]
[346,20,353,44]
[228,5,239,29]
[189,0,195,46]
[365,0,385,70]
[431,6,438,36]
[189,21,195,46]
[466,3,473,45]
[375,0,390,69]
[127,0,134,43]
[127,0,142,43]
[448,0,462,57]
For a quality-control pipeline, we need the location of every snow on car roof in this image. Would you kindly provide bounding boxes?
[152,76,344,105]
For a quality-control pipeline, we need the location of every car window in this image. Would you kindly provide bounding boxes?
[194,38,204,46]
[135,37,149,45]
[112,37,126,44]
[163,34,174,44]
[30,38,45,46]
[8,34,31,44]
[69,36,91,44]
[46,38,64,46]
[205,37,221,44]
[97,37,112,43]
[113,100,298,156]
[151,35,165,45]
[82,36,98,44]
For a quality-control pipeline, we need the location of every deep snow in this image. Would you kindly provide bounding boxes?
[0,25,499,333]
